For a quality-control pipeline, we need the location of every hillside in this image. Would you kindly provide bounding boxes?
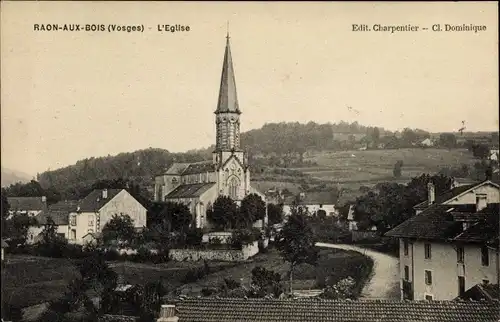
[35,121,495,200]
[1,167,32,187]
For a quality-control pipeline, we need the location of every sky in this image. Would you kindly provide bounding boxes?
[1,1,498,176]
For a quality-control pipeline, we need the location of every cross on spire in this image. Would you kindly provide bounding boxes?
[226,21,230,39]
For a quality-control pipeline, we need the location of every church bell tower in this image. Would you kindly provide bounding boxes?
[212,32,247,168]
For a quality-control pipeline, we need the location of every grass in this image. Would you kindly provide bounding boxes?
[252,148,476,203]
[177,247,373,299]
[1,254,237,309]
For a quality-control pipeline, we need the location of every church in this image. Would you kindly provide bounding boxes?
[154,33,266,229]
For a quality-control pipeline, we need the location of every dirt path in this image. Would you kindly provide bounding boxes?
[315,242,400,299]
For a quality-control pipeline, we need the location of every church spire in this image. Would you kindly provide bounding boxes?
[215,30,240,114]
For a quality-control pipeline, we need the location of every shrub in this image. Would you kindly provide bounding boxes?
[208,236,222,245]
[185,228,203,247]
[320,277,356,299]
[104,248,120,261]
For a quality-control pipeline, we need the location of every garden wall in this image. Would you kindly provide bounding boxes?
[169,241,259,262]
[202,231,232,244]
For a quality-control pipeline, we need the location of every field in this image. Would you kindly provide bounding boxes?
[2,247,373,310]
[178,247,373,298]
[1,255,236,309]
[252,148,476,203]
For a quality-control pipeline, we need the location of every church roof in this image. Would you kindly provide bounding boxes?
[215,34,240,114]
[165,183,215,199]
[164,161,215,176]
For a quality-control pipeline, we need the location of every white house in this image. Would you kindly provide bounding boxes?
[282,192,339,217]
[67,188,147,244]
[420,138,434,147]
[27,200,79,244]
[386,180,499,301]
[489,149,499,161]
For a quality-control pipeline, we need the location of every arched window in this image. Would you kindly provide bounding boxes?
[229,177,239,200]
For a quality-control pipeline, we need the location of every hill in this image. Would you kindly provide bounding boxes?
[35,121,495,201]
[1,167,32,187]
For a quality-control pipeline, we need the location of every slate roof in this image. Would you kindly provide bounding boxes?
[284,192,337,205]
[7,196,47,211]
[165,183,215,199]
[164,161,215,176]
[386,203,499,243]
[77,189,123,212]
[174,298,500,322]
[458,283,499,302]
[34,210,69,226]
[215,35,241,114]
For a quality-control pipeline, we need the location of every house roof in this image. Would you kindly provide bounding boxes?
[385,203,499,243]
[6,196,47,211]
[458,283,499,302]
[164,161,215,176]
[77,189,123,212]
[413,184,477,209]
[32,200,80,226]
[165,183,215,199]
[284,192,337,206]
[1,239,8,248]
[174,298,500,322]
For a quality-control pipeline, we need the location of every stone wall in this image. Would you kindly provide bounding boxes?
[170,241,259,262]
[351,230,380,242]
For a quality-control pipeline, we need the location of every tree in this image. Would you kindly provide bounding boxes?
[372,127,380,145]
[402,128,418,146]
[471,143,490,160]
[320,277,355,299]
[267,203,284,225]
[101,214,136,245]
[439,133,457,149]
[206,196,238,230]
[149,201,192,233]
[393,160,403,178]
[240,193,266,226]
[276,206,318,295]
[248,266,284,298]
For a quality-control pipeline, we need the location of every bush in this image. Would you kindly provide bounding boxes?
[320,277,356,299]
[208,236,222,245]
[201,287,218,296]
[185,228,203,247]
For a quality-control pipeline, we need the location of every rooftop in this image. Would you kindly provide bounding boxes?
[163,161,215,176]
[6,196,47,211]
[173,297,500,322]
[77,189,123,212]
[165,183,215,199]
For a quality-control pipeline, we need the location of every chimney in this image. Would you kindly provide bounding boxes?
[41,196,47,203]
[476,194,488,212]
[157,304,178,322]
[427,183,435,205]
[299,192,305,200]
[102,189,108,199]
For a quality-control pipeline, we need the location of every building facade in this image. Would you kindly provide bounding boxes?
[153,34,265,228]
[386,180,499,300]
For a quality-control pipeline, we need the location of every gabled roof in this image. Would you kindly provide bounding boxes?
[414,180,498,209]
[164,161,215,176]
[458,283,499,302]
[283,192,337,206]
[385,203,499,242]
[7,196,47,211]
[215,34,240,114]
[165,183,215,199]
[174,298,500,322]
[34,210,69,226]
[77,189,123,212]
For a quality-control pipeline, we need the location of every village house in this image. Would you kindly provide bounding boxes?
[153,33,266,230]
[26,189,147,245]
[68,189,147,244]
[282,192,338,218]
[27,200,79,244]
[386,180,499,300]
[155,298,500,322]
[6,196,47,218]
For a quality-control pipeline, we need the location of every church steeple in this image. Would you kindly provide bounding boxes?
[214,32,242,153]
[215,32,241,114]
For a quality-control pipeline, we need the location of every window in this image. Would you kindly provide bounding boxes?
[69,214,76,226]
[425,294,433,301]
[71,229,76,240]
[458,276,465,296]
[404,265,409,281]
[425,270,432,285]
[481,246,489,266]
[424,243,431,259]
[403,240,409,256]
[457,246,464,263]
[88,214,94,227]
[228,177,239,200]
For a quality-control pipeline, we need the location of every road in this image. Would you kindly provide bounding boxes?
[316,242,400,300]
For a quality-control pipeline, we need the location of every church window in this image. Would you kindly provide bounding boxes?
[229,177,239,200]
